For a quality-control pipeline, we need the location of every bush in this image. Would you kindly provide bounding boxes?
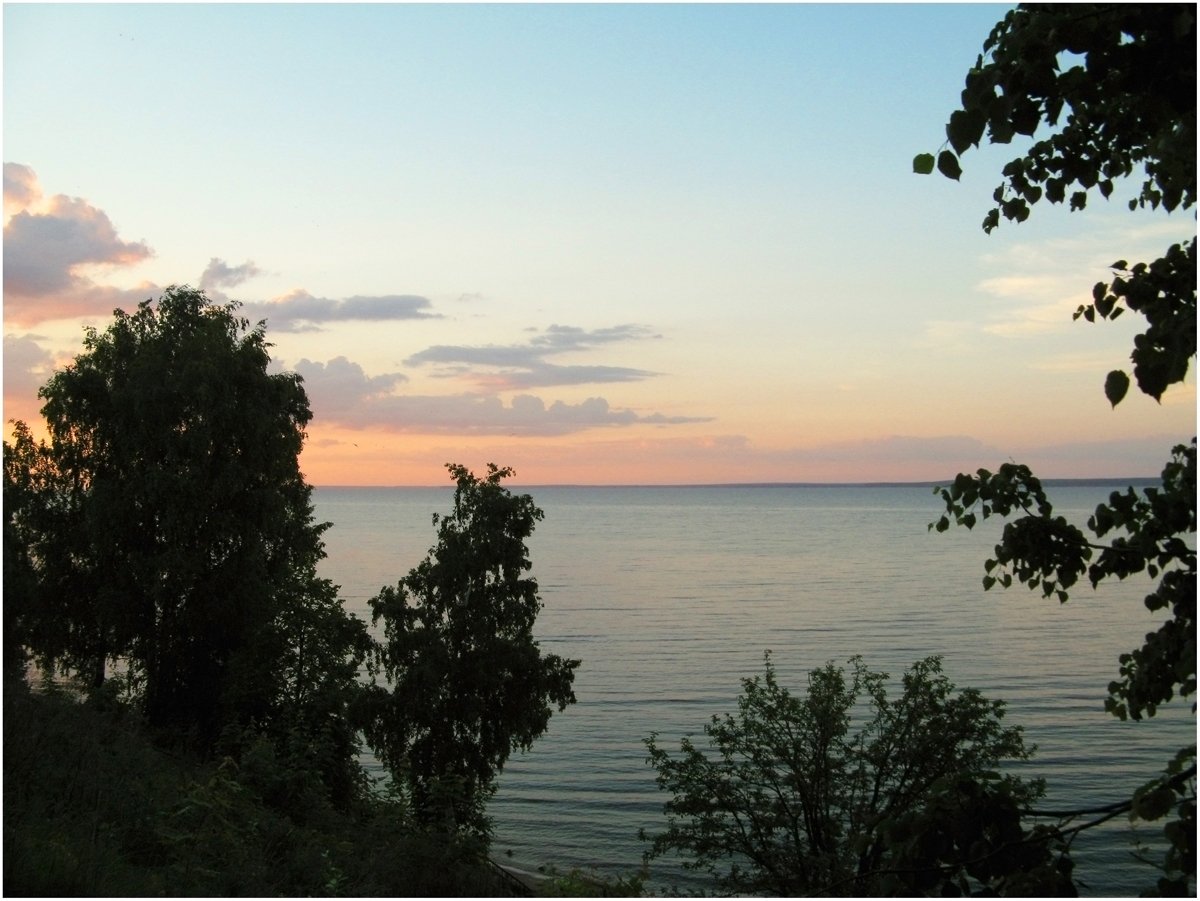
[642,653,1072,895]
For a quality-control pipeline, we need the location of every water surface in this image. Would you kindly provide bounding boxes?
[314,483,1191,895]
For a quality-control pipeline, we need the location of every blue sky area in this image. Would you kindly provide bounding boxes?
[4,3,1193,484]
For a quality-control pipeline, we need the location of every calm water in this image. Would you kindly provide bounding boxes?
[314,484,1192,896]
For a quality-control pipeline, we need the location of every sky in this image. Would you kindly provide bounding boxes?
[3,2,1195,486]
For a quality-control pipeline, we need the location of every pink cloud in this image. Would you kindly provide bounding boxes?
[3,280,163,329]
[2,333,56,425]
[3,163,154,326]
[290,356,408,420]
[4,162,41,214]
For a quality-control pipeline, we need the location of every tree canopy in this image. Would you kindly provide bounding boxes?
[4,291,579,840]
[363,463,579,836]
[914,3,1195,406]
[4,287,369,780]
[918,4,1195,893]
[642,654,1067,896]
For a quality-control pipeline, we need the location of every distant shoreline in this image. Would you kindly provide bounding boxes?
[314,477,1162,490]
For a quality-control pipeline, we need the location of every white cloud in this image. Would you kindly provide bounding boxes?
[975,271,1094,337]
[974,223,1194,339]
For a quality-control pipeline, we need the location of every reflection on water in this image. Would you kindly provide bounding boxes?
[315,484,1191,895]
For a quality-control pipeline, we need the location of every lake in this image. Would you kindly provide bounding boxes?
[313,482,1192,895]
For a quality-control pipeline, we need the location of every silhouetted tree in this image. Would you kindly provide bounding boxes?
[917,5,1195,893]
[3,421,45,680]
[4,287,369,780]
[364,463,579,836]
[642,654,1069,896]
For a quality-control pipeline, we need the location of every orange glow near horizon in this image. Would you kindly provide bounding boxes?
[294,425,1176,488]
[5,389,1188,488]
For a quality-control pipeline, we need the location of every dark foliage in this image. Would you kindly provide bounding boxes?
[642,654,1070,896]
[364,463,579,837]
[918,4,1196,894]
[2,681,515,897]
[3,287,370,804]
[2,290,587,888]
[915,3,1195,408]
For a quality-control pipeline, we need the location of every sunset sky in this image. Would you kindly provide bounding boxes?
[4,2,1194,486]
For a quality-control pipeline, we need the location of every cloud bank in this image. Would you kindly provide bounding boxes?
[4,164,710,442]
[242,290,442,331]
[291,354,708,436]
[2,165,448,331]
[285,323,702,435]
[406,324,662,389]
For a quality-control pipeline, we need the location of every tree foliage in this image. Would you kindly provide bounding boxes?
[3,288,583,876]
[915,3,1195,406]
[932,445,1197,894]
[3,681,517,897]
[3,287,369,786]
[933,447,1195,724]
[364,463,579,836]
[918,4,1196,894]
[642,654,1070,896]
[3,420,46,679]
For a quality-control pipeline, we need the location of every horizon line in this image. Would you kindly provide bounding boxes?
[312,476,1161,490]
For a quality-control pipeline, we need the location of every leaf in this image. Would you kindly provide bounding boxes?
[937,150,963,181]
[1011,101,1041,136]
[1104,370,1130,407]
[913,153,936,175]
[1132,786,1176,821]
[989,116,1015,144]
[946,109,986,155]
[1133,357,1171,402]
[1002,197,1030,222]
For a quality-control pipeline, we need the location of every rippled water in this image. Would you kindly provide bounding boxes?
[314,483,1192,896]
